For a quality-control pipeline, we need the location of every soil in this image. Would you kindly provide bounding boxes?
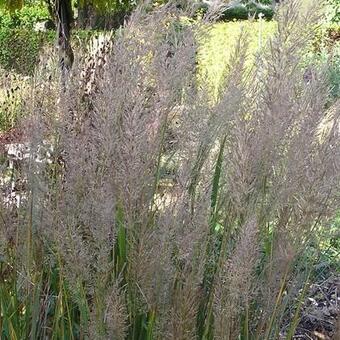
[294,275,339,339]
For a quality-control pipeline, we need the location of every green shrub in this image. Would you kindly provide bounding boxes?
[0,28,54,74]
[221,2,274,21]
[327,53,340,99]
[222,4,250,20]
[305,22,340,101]
[0,4,50,29]
[195,0,275,21]
[328,0,340,23]
[0,70,30,132]
[0,28,104,75]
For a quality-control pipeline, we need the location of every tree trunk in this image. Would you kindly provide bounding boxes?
[45,0,74,82]
[56,0,74,82]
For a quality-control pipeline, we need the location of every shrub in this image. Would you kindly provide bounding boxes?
[326,49,340,100]
[0,28,54,74]
[221,3,274,21]
[0,28,105,75]
[0,69,31,131]
[198,0,275,21]
[0,1,339,339]
[0,4,50,29]
[305,22,340,102]
[328,0,340,23]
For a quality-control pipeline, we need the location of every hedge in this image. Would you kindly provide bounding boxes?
[0,28,54,74]
[0,28,102,75]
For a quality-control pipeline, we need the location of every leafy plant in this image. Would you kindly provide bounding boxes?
[0,3,49,28]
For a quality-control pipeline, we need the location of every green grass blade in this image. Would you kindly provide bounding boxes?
[285,271,311,340]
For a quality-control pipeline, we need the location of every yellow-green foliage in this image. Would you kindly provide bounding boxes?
[0,68,30,131]
[198,20,277,95]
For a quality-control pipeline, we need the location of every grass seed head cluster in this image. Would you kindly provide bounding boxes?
[0,1,339,339]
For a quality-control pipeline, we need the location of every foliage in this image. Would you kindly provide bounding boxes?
[327,53,340,99]
[305,21,340,101]
[0,1,339,339]
[0,69,31,131]
[198,20,277,96]
[328,0,339,23]
[198,0,276,21]
[0,0,137,29]
[75,0,137,29]
[0,3,49,28]
[0,28,52,74]
[0,28,103,75]
[221,1,274,21]
[81,0,135,14]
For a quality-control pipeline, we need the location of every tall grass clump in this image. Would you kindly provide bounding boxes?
[0,1,339,339]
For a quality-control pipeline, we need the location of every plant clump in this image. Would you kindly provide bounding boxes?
[0,1,339,339]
